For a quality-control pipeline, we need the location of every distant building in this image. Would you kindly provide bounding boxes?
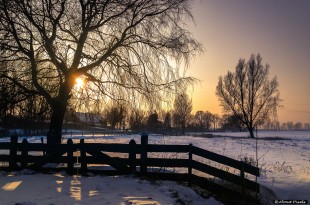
[73,112,106,125]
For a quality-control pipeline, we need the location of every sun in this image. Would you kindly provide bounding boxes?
[75,77,84,89]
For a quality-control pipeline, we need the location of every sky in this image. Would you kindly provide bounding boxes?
[187,0,310,123]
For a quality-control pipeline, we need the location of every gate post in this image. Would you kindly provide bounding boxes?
[67,139,74,174]
[140,133,148,174]
[80,139,87,174]
[240,161,245,197]
[129,139,137,174]
[188,143,193,186]
[21,139,28,169]
[9,135,18,169]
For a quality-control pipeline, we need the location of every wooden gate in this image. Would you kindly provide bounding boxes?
[0,134,260,203]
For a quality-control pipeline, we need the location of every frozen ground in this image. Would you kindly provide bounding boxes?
[1,130,310,204]
[0,170,220,205]
[104,131,310,202]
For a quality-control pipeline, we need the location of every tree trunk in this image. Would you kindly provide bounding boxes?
[47,102,67,144]
[181,122,185,135]
[46,77,74,144]
[248,126,255,138]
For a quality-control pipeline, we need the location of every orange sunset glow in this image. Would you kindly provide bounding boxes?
[188,0,310,123]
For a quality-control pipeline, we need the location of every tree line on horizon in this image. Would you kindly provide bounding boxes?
[1,91,308,135]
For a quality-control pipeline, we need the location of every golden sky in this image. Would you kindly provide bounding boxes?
[188,0,310,123]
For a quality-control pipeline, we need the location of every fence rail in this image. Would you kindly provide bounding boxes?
[0,134,260,201]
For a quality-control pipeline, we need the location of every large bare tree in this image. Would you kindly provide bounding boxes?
[216,54,282,138]
[0,0,201,143]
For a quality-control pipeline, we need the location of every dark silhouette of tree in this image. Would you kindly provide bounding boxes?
[294,122,303,130]
[106,105,126,130]
[147,111,162,132]
[216,54,282,138]
[0,62,50,131]
[203,111,213,131]
[287,121,294,130]
[194,111,205,133]
[128,109,145,131]
[211,113,220,131]
[220,114,244,131]
[0,0,201,143]
[281,122,288,130]
[173,92,192,135]
[163,112,172,132]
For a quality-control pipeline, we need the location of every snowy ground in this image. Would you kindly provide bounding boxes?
[1,130,310,204]
[208,131,310,201]
[0,170,221,205]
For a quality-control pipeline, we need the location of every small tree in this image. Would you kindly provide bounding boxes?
[173,92,192,135]
[203,111,213,131]
[194,111,205,134]
[211,113,220,131]
[216,54,282,138]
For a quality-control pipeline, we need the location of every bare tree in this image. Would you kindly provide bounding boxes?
[163,112,172,132]
[281,122,288,130]
[203,111,213,131]
[287,121,294,130]
[220,113,244,131]
[216,54,282,138]
[128,109,145,131]
[294,122,303,130]
[173,92,192,135]
[194,110,205,134]
[106,105,126,130]
[211,113,220,131]
[0,0,201,143]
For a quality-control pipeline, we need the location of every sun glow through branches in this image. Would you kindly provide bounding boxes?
[75,77,84,90]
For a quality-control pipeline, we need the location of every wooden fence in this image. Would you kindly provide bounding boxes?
[0,134,260,201]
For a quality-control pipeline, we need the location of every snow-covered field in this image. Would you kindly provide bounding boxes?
[208,131,310,201]
[1,130,310,204]
[0,170,218,205]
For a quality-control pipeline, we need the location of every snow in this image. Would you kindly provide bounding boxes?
[0,171,221,205]
[1,130,310,204]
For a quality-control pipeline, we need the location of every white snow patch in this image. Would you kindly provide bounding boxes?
[0,172,222,205]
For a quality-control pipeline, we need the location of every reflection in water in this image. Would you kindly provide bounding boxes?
[2,181,22,191]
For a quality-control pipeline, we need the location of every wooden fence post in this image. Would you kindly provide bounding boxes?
[80,139,87,174]
[9,135,18,169]
[140,133,148,174]
[188,143,193,186]
[129,139,137,174]
[21,139,28,169]
[240,161,245,195]
[41,137,46,156]
[67,139,74,174]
